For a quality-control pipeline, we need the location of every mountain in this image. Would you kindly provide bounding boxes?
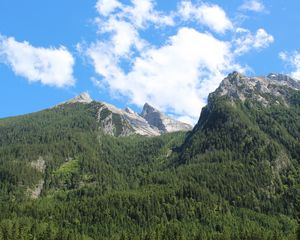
[212,71,300,105]
[180,71,300,173]
[63,91,93,104]
[141,103,192,133]
[0,72,299,239]
[179,71,300,230]
[56,92,192,136]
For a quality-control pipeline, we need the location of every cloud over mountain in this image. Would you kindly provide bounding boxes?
[78,0,274,123]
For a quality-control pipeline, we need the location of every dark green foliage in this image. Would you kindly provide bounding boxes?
[0,96,299,239]
[178,92,300,230]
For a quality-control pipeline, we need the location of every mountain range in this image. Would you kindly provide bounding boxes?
[57,92,192,136]
[0,72,299,239]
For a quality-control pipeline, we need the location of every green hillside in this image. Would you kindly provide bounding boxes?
[0,77,299,239]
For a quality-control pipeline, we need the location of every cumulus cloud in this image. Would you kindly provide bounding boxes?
[279,51,300,80]
[96,0,174,29]
[127,0,174,27]
[233,28,274,55]
[99,18,144,57]
[85,27,242,121]
[96,0,122,16]
[179,1,233,34]
[80,0,274,123]
[0,35,75,87]
[240,0,265,12]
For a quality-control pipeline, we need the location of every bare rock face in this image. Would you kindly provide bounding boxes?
[28,180,44,199]
[95,101,192,136]
[95,102,160,136]
[67,92,93,104]
[267,73,300,89]
[141,103,193,133]
[28,157,46,199]
[211,71,300,106]
[56,92,93,107]
[141,103,167,132]
[30,157,46,173]
[57,93,192,136]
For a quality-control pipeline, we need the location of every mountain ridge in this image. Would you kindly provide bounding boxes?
[56,92,193,136]
[211,71,300,107]
[0,71,299,239]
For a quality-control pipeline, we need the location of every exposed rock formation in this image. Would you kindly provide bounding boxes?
[28,157,46,199]
[56,92,93,107]
[141,103,193,133]
[58,93,192,136]
[68,92,93,104]
[211,71,300,106]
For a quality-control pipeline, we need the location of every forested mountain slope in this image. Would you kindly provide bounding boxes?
[178,72,300,231]
[55,92,192,136]
[0,72,299,239]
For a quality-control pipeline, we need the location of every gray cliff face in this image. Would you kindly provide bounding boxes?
[267,73,300,89]
[58,93,192,137]
[66,92,93,104]
[95,101,160,136]
[56,92,93,107]
[141,103,193,133]
[141,103,168,132]
[211,71,300,106]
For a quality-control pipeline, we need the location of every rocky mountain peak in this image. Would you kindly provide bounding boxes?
[227,71,244,81]
[57,95,192,136]
[67,92,93,104]
[211,71,300,106]
[267,73,300,89]
[55,92,93,107]
[141,103,159,116]
[140,103,192,133]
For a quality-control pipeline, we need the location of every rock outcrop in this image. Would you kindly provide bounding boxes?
[58,93,192,136]
[211,71,300,106]
[66,92,93,104]
[141,103,193,133]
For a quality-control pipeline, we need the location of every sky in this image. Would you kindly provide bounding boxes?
[1,0,300,124]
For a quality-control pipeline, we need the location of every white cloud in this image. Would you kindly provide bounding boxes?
[0,35,75,87]
[96,0,122,16]
[127,0,174,28]
[90,0,172,66]
[100,18,144,57]
[279,51,300,80]
[240,0,265,12]
[96,0,174,29]
[81,0,274,124]
[179,1,233,34]
[86,27,241,121]
[234,28,274,55]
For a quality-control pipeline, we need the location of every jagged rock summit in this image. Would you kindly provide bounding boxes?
[56,92,93,106]
[211,71,300,106]
[141,103,192,133]
[95,101,161,136]
[67,92,93,104]
[267,73,300,89]
[58,93,192,136]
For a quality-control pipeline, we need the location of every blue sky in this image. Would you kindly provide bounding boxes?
[1,0,300,124]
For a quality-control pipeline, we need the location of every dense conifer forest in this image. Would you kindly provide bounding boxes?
[0,88,300,239]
